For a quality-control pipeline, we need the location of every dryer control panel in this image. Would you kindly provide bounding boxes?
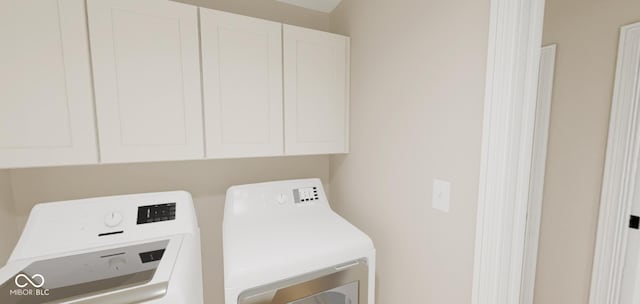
[224,179,330,218]
[293,187,319,204]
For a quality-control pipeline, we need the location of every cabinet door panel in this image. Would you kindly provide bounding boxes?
[88,0,203,163]
[283,25,350,155]
[0,0,98,168]
[201,9,283,158]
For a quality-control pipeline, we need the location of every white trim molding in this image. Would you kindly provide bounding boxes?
[521,44,556,304]
[590,22,640,304]
[472,0,546,303]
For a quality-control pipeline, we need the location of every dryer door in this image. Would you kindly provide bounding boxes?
[239,260,368,304]
[288,281,358,304]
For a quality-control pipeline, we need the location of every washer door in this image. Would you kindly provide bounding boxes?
[239,260,368,304]
[0,239,171,304]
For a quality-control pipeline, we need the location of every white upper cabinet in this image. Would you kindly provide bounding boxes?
[283,25,350,155]
[0,2,350,169]
[0,0,98,169]
[87,0,204,163]
[200,9,284,158]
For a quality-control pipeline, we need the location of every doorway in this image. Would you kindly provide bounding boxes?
[591,21,640,304]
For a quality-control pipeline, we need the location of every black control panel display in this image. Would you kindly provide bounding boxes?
[139,248,166,263]
[137,203,176,224]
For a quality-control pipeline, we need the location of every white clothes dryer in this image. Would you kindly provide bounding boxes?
[223,179,375,304]
[0,191,203,304]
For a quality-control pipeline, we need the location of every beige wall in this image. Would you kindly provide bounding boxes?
[8,156,329,304]
[329,0,489,303]
[0,170,18,265]
[175,0,330,31]
[535,0,640,303]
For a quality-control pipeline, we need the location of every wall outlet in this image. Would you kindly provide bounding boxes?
[432,179,451,213]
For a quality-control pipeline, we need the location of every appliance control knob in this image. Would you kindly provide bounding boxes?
[277,194,287,205]
[104,212,123,228]
[108,257,126,272]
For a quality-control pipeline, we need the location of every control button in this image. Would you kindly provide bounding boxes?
[277,194,287,205]
[104,212,123,228]
[108,257,126,272]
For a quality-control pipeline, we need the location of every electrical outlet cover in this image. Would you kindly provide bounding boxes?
[432,179,451,213]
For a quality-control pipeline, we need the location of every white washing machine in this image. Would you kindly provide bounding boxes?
[0,191,203,304]
[223,179,376,304]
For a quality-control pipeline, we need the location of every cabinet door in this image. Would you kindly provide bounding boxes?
[87,0,204,163]
[0,0,98,168]
[283,25,350,155]
[200,9,283,158]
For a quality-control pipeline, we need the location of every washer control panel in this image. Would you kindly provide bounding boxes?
[137,203,176,224]
[10,191,197,259]
[104,212,124,228]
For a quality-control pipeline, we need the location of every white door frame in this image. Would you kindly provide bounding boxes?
[472,0,546,303]
[590,21,640,304]
[520,44,557,304]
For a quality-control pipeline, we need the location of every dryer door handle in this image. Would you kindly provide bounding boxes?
[334,261,361,271]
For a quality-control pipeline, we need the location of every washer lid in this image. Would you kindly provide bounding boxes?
[0,235,184,304]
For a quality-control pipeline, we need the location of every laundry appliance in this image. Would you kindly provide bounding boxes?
[0,191,203,304]
[223,179,375,304]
